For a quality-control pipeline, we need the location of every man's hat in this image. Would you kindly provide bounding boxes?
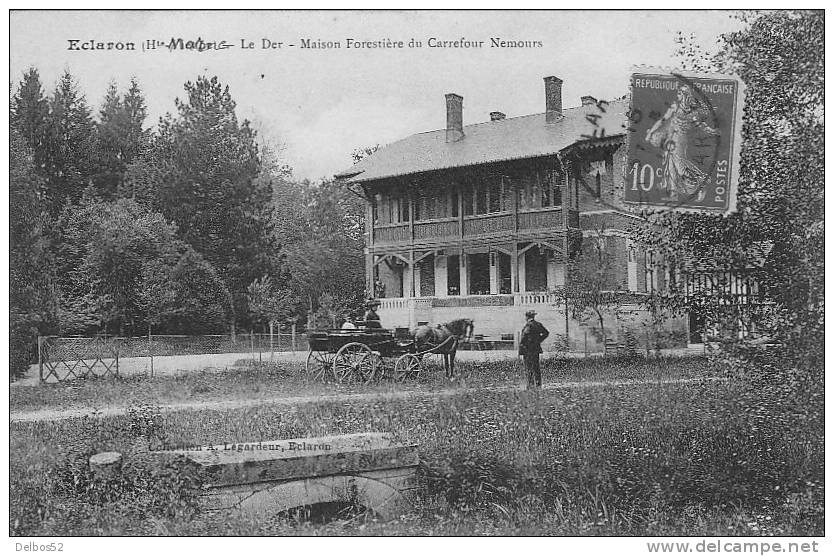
[366,299,380,308]
[525,310,537,318]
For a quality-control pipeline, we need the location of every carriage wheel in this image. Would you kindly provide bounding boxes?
[394,354,422,381]
[305,351,334,382]
[333,342,376,384]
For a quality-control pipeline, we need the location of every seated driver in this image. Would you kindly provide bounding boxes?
[363,300,382,328]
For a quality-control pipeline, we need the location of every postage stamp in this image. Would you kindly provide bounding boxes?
[624,67,745,214]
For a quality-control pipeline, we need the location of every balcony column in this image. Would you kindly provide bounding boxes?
[489,251,500,294]
[407,250,416,298]
[413,259,421,297]
[434,254,448,297]
[511,243,519,293]
[518,250,527,293]
[365,251,374,296]
[408,186,416,298]
[459,251,469,295]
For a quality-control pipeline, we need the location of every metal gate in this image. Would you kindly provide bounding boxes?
[38,336,120,382]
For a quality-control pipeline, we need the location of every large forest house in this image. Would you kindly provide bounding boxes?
[336,75,687,351]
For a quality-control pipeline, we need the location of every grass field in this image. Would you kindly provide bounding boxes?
[9,357,823,536]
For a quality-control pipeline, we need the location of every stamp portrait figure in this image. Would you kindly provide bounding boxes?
[645,83,720,201]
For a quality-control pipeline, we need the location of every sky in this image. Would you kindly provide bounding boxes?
[10,10,746,182]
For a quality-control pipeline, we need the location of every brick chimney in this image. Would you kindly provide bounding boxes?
[490,111,506,121]
[581,95,597,106]
[445,93,464,142]
[544,76,563,123]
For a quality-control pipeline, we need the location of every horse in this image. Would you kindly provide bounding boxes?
[412,318,474,379]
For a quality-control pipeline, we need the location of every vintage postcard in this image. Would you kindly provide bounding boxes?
[8,9,824,553]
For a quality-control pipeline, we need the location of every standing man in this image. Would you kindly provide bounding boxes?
[519,310,549,389]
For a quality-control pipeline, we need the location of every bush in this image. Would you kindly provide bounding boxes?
[420,450,526,512]
[52,447,203,520]
[125,403,164,440]
[9,319,37,379]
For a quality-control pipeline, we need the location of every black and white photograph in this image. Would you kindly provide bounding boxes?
[7,8,825,550]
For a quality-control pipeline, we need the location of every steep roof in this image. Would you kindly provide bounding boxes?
[336,99,628,183]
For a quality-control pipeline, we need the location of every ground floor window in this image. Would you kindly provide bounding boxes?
[498,252,512,294]
[525,246,548,292]
[447,255,460,296]
[418,255,435,297]
[469,253,490,295]
[378,258,405,298]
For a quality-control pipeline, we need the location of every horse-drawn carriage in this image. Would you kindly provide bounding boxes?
[305,319,473,383]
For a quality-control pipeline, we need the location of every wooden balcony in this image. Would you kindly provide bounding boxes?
[372,207,573,248]
[414,218,457,240]
[374,223,409,244]
[462,213,514,236]
[518,208,562,230]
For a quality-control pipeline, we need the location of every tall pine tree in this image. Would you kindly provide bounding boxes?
[128,75,278,327]
[97,77,148,197]
[41,70,98,211]
[11,68,50,196]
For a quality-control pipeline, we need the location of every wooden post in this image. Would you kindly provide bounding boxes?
[366,252,374,298]
[511,175,519,233]
[366,201,376,292]
[459,251,468,296]
[512,242,519,293]
[511,176,520,295]
[291,323,297,352]
[585,330,589,358]
[564,289,569,343]
[409,249,416,298]
[458,182,465,239]
[269,321,274,360]
[148,324,154,378]
[408,185,415,241]
[37,335,44,382]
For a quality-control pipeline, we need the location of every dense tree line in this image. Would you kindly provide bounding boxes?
[10,70,365,378]
[638,11,824,368]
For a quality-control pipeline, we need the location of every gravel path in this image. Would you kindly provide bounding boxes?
[15,347,706,387]
[9,376,723,423]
